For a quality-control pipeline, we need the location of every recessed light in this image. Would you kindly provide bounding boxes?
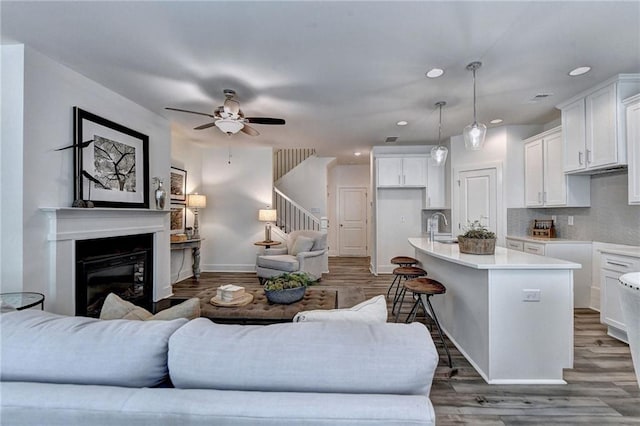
[426,68,445,78]
[490,119,503,124]
[569,66,591,77]
[396,120,408,126]
[354,152,362,157]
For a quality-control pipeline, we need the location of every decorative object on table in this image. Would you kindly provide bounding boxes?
[462,61,487,151]
[170,203,186,234]
[263,272,314,304]
[153,177,167,210]
[430,101,448,166]
[187,193,207,239]
[185,227,193,239]
[531,219,556,238]
[170,166,187,202]
[258,208,277,242]
[457,220,496,255]
[209,284,254,307]
[170,233,187,243]
[73,107,149,208]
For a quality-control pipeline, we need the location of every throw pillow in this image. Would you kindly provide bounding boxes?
[99,293,200,321]
[290,235,315,255]
[293,295,388,323]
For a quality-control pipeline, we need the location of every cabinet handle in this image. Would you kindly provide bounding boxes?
[578,151,584,166]
[543,192,547,203]
[403,175,406,185]
[538,192,542,203]
[586,149,591,164]
[398,175,401,185]
[607,261,631,268]
[427,197,431,207]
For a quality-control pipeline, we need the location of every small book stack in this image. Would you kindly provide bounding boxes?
[216,285,246,302]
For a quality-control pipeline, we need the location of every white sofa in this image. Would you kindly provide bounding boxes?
[0,310,438,425]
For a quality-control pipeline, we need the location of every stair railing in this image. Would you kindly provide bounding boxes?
[273,187,320,233]
[273,148,316,182]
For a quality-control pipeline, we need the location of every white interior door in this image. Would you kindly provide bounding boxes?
[338,187,367,256]
[456,168,497,237]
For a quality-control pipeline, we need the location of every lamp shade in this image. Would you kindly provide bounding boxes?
[463,122,487,150]
[186,193,207,209]
[258,209,277,222]
[214,119,244,135]
[430,146,448,165]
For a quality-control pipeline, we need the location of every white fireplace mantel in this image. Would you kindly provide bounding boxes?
[41,207,171,315]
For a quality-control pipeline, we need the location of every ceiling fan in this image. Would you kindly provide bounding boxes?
[165,89,285,136]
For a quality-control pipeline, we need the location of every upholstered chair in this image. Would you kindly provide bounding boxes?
[256,230,328,283]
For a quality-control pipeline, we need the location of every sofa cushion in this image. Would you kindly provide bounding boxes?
[293,295,388,323]
[256,254,299,271]
[100,293,200,321]
[290,235,315,255]
[0,310,188,387]
[169,319,437,396]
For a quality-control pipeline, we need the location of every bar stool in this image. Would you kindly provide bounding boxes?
[390,266,427,315]
[386,256,419,300]
[398,277,452,368]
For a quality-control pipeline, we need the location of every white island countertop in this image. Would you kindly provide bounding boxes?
[409,237,581,270]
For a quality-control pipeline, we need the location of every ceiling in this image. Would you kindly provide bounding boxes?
[2,1,639,164]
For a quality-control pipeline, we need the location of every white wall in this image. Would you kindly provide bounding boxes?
[0,45,172,305]
[1,45,25,291]
[197,146,274,272]
[276,156,335,217]
[327,164,370,256]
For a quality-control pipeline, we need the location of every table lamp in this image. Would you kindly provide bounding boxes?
[258,208,277,242]
[187,193,207,239]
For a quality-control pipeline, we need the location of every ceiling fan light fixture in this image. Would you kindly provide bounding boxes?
[463,61,487,151]
[431,101,448,166]
[215,118,244,135]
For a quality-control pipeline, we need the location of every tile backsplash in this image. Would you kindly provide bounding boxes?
[508,171,640,246]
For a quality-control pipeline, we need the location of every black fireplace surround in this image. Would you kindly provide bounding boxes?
[76,234,153,317]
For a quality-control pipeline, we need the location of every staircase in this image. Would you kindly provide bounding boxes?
[271,148,322,234]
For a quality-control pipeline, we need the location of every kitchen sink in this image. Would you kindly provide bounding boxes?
[437,239,458,244]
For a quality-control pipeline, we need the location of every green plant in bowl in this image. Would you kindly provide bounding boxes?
[263,272,315,304]
[458,220,496,239]
[457,220,496,254]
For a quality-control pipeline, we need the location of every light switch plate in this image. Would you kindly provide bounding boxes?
[523,289,541,302]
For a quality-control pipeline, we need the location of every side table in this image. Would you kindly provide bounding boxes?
[254,240,282,250]
[0,292,45,310]
[171,238,204,280]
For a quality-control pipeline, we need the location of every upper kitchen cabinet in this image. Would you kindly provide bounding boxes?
[376,155,426,187]
[557,74,640,174]
[524,126,590,207]
[624,94,640,204]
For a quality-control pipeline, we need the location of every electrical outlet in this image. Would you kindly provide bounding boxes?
[568,216,574,226]
[522,289,541,302]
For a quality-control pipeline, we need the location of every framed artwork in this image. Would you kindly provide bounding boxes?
[170,204,186,234]
[73,107,149,208]
[170,166,187,203]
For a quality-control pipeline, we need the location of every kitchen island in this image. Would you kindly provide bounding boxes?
[409,237,581,384]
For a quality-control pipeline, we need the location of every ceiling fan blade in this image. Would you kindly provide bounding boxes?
[241,124,260,136]
[194,122,217,130]
[245,117,286,125]
[165,107,215,118]
[223,98,240,115]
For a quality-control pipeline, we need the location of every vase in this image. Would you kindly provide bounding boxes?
[264,286,306,304]
[457,237,496,255]
[154,178,167,210]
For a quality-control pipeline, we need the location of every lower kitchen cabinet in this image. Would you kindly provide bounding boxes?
[600,250,640,342]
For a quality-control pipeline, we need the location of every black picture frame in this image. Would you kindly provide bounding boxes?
[74,107,150,208]
[170,166,187,203]
[170,203,186,234]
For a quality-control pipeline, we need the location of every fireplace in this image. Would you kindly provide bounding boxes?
[76,234,153,317]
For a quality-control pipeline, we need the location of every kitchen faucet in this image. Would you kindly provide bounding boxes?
[429,212,448,242]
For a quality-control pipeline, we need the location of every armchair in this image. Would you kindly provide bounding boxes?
[256,230,328,283]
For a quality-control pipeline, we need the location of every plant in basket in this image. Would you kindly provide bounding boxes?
[263,272,315,304]
[457,220,497,255]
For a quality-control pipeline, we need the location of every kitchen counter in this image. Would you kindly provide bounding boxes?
[408,238,575,384]
[598,247,640,258]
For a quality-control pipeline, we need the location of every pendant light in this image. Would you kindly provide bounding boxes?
[463,61,487,150]
[430,101,448,166]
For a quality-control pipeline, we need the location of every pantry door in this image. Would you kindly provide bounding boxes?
[455,167,498,238]
[338,187,368,256]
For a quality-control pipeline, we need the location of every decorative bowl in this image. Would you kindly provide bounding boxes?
[264,286,306,304]
[457,236,496,255]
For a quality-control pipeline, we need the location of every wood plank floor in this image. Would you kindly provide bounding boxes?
[173,256,640,424]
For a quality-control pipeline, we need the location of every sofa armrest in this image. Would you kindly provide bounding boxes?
[264,247,288,255]
[296,249,325,260]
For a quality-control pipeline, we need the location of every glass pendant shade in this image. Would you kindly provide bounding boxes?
[431,101,448,166]
[463,121,487,150]
[464,61,487,150]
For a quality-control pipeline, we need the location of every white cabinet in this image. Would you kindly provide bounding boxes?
[624,94,640,204]
[558,74,640,174]
[376,156,426,187]
[600,251,640,342]
[523,127,590,207]
[425,157,446,208]
[506,237,592,308]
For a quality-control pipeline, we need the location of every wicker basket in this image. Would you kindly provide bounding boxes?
[457,237,496,255]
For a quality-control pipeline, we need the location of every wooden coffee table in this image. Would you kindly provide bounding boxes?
[196,286,365,325]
